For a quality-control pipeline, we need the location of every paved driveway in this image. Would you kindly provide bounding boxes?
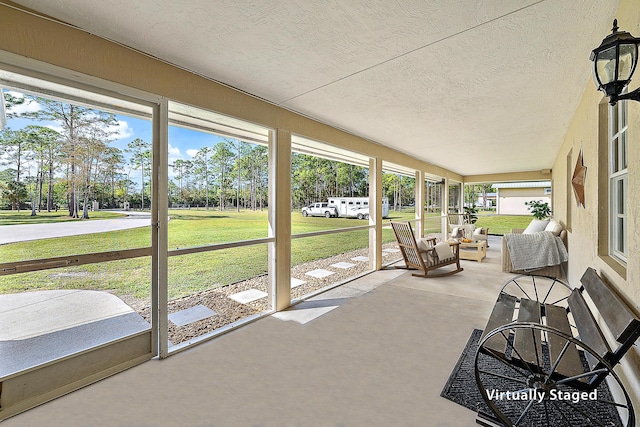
[0,211,151,245]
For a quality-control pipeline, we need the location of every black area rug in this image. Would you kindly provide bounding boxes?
[440,329,625,426]
[440,329,488,414]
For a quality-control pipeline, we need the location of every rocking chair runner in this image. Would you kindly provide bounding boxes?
[390,221,463,277]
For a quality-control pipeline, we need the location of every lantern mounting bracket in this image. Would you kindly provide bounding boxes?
[610,86,640,105]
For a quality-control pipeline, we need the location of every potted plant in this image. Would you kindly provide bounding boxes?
[524,200,552,220]
[463,206,478,224]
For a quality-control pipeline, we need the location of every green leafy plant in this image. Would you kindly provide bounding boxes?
[524,200,552,220]
[463,206,478,224]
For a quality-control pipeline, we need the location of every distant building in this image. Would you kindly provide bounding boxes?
[493,181,551,215]
[476,192,496,209]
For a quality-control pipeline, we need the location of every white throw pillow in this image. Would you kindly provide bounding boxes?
[417,238,432,252]
[544,220,562,236]
[434,242,454,260]
[523,219,550,234]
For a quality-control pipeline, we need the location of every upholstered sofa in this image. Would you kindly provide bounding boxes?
[501,220,567,279]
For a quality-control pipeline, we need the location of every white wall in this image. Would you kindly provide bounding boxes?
[496,188,550,215]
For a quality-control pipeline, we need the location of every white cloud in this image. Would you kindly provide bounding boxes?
[5,91,41,115]
[168,144,181,156]
[108,120,133,140]
[46,124,65,134]
[66,111,133,141]
[186,149,198,158]
[28,115,134,142]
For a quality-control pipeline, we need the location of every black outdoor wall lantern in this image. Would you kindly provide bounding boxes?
[591,19,640,105]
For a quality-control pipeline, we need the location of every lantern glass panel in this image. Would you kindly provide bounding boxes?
[618,43,637,81]
[596,46,618,84]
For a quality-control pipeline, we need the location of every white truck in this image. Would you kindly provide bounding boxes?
[327,197,389,219]
[301,202,338,218]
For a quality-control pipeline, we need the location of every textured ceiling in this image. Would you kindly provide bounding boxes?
[12,0,619,176]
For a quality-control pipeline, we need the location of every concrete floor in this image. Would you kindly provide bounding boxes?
[3,236,513,427]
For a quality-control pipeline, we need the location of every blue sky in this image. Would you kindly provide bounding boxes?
[2,90,231,179]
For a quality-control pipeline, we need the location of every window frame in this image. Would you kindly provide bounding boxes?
[608,99,628,264]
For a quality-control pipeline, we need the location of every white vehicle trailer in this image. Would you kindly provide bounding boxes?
[327,197,389,219]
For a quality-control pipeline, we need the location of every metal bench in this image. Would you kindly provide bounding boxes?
[474,268,640,426]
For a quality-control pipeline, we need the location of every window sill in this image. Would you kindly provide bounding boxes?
[598,254,627,280]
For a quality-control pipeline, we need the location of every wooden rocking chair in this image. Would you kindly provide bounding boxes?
[390,221,463,278]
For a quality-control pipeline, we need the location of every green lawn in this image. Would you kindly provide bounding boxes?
[423,213,442,234]
[474,214,532,235]
[0,210,126,226]
[0,208,532,300]
[0,209,398,300]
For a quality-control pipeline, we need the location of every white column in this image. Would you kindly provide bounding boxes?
[369,157,382,270]
[415,170,424,239]
[442,178,449,238]
[268,129,292,311]
[157,98,169,358]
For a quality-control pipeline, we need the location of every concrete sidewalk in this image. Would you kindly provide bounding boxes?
[0,212,151,245]
[0,290,150,378]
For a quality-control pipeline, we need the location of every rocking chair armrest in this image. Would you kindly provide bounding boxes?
[421,240,458,253]
[449,242,460,257]
[420,246,437,255]
[425,241,460,263]
[416,237,437,253]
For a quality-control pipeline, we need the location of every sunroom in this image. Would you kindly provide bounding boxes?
[0,0,639,426]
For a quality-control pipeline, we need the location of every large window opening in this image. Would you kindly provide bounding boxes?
[165,101,273,351]
[448,181,462,214]
[381,162,416,265]
[0,68,155,378]
[424,177,444,237]
[462,182,495,228]
[290,136,373,301]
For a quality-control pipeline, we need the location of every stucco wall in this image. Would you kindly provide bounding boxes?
[551,0,640,406]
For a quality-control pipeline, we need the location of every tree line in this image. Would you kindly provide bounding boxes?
[169,140,268,211]
[0,92,272,216]
[1,91,445,217]
[0,93,126,218]
[290,154,428,211]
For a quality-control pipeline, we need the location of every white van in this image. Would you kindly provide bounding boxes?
[327,197,389,219]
